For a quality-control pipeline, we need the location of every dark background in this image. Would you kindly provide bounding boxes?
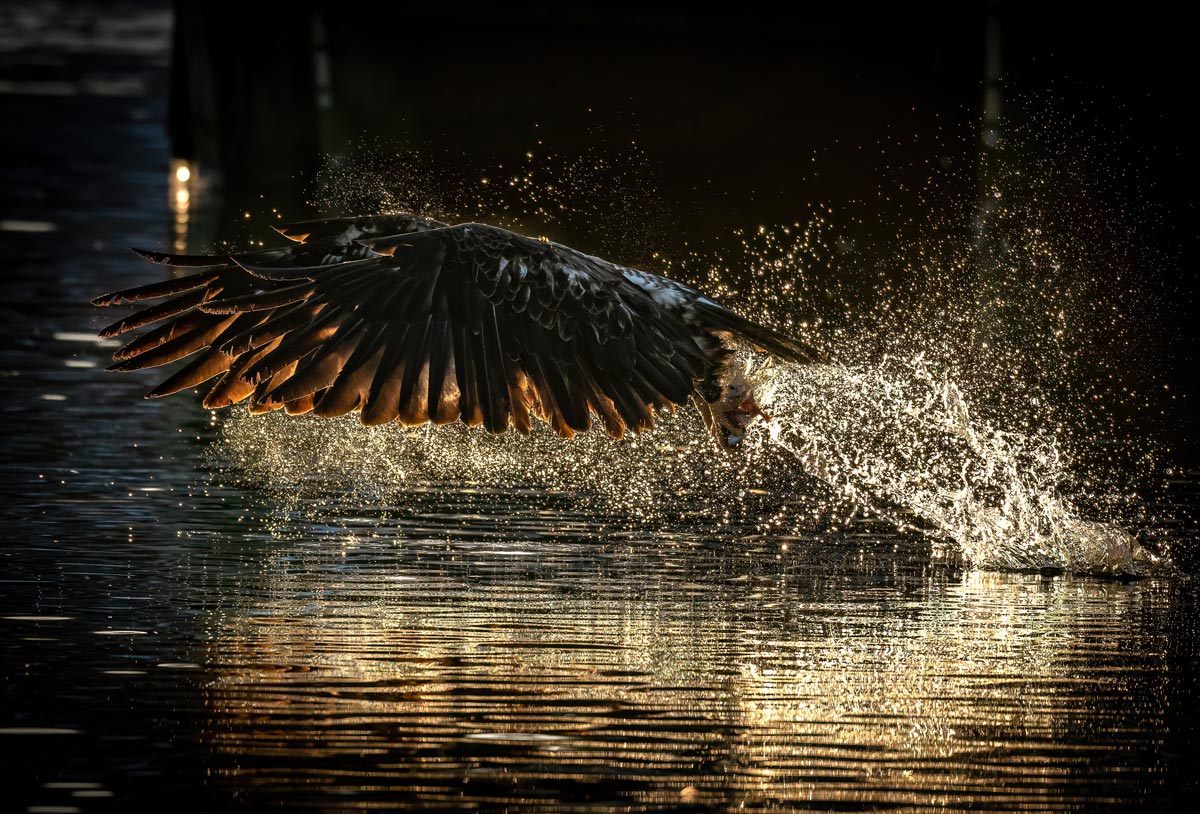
[2,1,1195,461]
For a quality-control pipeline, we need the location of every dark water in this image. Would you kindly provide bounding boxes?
[2,4,1199,813]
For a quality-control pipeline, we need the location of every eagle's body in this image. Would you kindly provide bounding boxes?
[93,214,822,447]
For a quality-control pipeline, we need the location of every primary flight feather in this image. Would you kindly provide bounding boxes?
[92,213,823,448]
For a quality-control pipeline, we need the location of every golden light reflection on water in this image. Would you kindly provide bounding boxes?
[169,158,191,254]
[195,532,1173,811]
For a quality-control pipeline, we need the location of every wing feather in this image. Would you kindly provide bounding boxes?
[99,289,210,337]
[144,312,262,398]
[395,316,433,427]
[219,302,325,355]
[312,333,387,418]
[360,327,410,426]
[111,310,212,362]
[473,302,511,433]
[203,337,281,408]
[107,316,235,372]
[92,268,222,307]
[284,392,318,415]
[267,324,366,404]
[426,313,455,425]
[240,307,344,385]
[94,216,819,440]
[452,322,483,427]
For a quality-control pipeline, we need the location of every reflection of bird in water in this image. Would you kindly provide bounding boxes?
[93,214,823,449]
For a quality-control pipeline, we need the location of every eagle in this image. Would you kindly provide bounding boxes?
[92,213,823,449]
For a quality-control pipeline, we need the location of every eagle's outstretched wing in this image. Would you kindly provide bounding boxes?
[93,216,822,439]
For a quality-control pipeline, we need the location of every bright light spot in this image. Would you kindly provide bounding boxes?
[175,164,191,183]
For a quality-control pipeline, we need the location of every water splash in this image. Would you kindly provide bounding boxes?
[213,349,1157,575]
[757,356,1155,574]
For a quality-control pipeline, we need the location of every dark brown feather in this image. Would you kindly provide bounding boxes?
[99,288,209,337]
[108,317,233,372]
[313,342,385,418]
[200,281,314,315]
[92,268,222,307]
[396,317,434,427]
[270,329,365,404]
[111,310,212,362]
[202,338,281,408]
[426,316,453,425]
[145,346,232,398]
[219,302,325,355]
[240,308,345,384]
[360,328,411,427]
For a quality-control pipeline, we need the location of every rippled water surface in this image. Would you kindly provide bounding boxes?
[2,4,1199,813]
[4,452,1199,812]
